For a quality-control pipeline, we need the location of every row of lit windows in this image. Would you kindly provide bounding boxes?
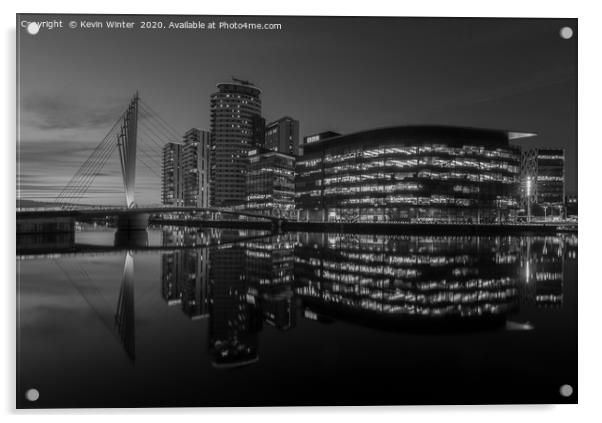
[299,158,519,174]
[302,145,519,163]
[304,195,519,207]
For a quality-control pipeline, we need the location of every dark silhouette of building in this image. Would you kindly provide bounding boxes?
[566,194,577,217]
[251,115,266,148]
[265,116,300,156]
[210,78,262,208]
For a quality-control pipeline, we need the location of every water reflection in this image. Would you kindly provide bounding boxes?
[20,228,577,369]
[153,230,575,367]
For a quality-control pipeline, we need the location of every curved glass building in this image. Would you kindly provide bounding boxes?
[210,79,262,207]
[296,126,534,223]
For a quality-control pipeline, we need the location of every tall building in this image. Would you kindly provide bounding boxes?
[182,128,211,207]
[210,78,262,208]
[521,148,565,217]
[161,142,184,206]
[246,147,295,218]
[296,126,528,223]
[265,116,300,156]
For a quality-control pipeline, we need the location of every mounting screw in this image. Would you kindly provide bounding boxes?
[25,388,39,402]
[559,384,573,397]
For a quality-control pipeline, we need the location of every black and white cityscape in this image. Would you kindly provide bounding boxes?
[16,15,577,408]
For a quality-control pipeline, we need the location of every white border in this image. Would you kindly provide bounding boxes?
[3,0,600,421]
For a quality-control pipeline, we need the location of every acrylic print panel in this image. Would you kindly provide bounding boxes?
[16,14,577,408]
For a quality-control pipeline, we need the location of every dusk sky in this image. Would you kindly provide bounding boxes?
[17,15,577,205]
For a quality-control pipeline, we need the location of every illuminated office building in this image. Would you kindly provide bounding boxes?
[182,128,211,207]
[265,116,300,156]
[296,126,529,223]
[521,148,566,217]
[210,78,262,207]
[161,142,184,206]
[246,147,295,218]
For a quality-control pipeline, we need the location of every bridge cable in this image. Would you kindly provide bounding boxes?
[60,137,118,203]
[139,100,181,140]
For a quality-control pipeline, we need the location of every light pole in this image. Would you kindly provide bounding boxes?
[525,177,533,223]
[543,204,548,222]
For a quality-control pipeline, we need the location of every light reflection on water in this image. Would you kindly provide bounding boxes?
[17,227,578,407]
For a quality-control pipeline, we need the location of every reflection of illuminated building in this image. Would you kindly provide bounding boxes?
[520,236,568,308]
[209,244,260,367]
[245,234,297,331]
[294,233,522,328]
[296,126,528,223]
[161,249,210,319]
[161,230,573,370]
[161,229,210,319]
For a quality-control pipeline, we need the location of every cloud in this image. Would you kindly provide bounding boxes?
[21,93,125,131]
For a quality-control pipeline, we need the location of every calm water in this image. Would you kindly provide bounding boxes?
[17,227,578,407]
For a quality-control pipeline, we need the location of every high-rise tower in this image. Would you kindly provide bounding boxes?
[210,78,262,207]
[182,128,211,207]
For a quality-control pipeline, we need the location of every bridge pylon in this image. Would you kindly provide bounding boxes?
[117,93,139,209]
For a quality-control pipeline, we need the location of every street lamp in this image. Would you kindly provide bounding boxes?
[526,177,532,223]
[543,204,548,222]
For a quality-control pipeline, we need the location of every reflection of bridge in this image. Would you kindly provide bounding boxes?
[16,93,286,242]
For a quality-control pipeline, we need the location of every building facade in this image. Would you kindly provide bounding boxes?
[296,126,528,223]
[246,147,295,218]
[161,142,184,206]
[521,148,565,218]
[265,116,300,156]
[566,194,577,217]
[251,115,266,148]
[210,78,262,207]
[182,128,211,207]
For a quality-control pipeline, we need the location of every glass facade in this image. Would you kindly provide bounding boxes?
[296,126,525,223]
[246,148,296,218]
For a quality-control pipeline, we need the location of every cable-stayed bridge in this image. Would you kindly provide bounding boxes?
[17,93,284,245]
